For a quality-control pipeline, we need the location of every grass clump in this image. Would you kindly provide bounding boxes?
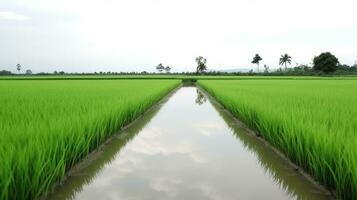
[198,79,357,200]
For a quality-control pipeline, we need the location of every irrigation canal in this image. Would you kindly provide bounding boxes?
[48,86,332,200]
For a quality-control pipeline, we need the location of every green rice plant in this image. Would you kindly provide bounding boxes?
[0,79,180,200]
[1,75,357,81]
[198,79,357,200]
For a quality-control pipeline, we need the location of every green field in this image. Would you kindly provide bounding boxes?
[198,79,357,199]
[1,77,356,199]
[1,75,357,80]
[0,79,180,200]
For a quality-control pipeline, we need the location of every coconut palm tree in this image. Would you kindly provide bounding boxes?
[195,56,207,73]
[279,54,292,71]
[251,54,262,72]
[16,64,21,74]
[156,63,165,73]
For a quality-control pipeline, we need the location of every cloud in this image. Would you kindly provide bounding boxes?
[0,11,29,20]
[1,0,356,72]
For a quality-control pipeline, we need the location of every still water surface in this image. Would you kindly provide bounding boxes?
[48,86,332,200]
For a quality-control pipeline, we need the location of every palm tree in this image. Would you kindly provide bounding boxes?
[156,63,165,73]
[251,54,262,72]
[196,56,207,73]
[16,64,21,74]
[279,54,292,71]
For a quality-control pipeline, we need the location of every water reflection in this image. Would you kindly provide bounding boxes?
[47,96,166,200]
[48,87,332,200]
[209,97,333,200]
[195,89,207,105]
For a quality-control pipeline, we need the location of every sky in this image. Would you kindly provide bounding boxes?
[1,0,357,73]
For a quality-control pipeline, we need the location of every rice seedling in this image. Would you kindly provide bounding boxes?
[198,79,357,200]
[0,79,180,200]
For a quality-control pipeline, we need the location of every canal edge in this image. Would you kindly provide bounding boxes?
[41,83,182,199]
[195,83,337,199]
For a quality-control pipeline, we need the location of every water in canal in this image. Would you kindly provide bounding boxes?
[48,86,332,200]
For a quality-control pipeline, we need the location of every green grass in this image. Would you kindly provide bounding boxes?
[1,74,357,80]
[0,79,180,200]
[198,79,357,200]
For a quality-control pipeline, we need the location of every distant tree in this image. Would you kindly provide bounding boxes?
[251,54,262,72]
[337,64,350,71]
[0,70,12,75]
[25,69,32,75]
[292,64,311,74]
[279,53,292,71]
[313,52,339,73]
[59,71,65,75]
[303,65,312,72]
[351,62,357,71]
[165,66,171,73]
[263,64,269,73]
[195,56,207,73]
[16,64,21,74]
[156,63,165,73]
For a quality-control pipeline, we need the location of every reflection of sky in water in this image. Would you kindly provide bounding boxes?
[50,87,331,200]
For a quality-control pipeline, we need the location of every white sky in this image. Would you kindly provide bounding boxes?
[1,0,357,73]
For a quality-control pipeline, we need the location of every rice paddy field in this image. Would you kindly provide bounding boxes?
[0,79,180,200]
[1,75,356,80]
[1,77,357,200]
[198,79,357,200]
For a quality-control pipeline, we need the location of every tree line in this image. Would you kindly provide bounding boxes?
[194,52,357,75]
[1,52,356,76]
